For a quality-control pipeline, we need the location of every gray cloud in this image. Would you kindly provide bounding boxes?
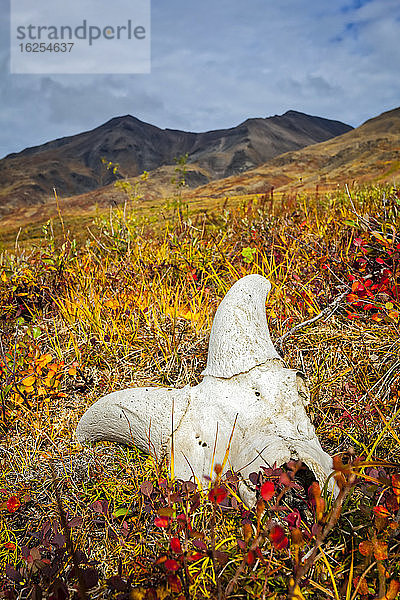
[0,0,399,157]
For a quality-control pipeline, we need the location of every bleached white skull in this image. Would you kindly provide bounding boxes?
[76,275,335,505]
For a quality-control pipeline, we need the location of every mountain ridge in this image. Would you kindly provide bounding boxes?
[183,106,400,200]
[1,106,399,243]
[0,110,352,218]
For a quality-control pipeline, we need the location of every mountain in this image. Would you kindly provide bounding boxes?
[0,111,352,219]
[184,106,400,199]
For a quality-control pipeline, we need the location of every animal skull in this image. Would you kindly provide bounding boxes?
[76,275,335,505]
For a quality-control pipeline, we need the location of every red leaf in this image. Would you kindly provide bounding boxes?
[270,526,284,542]
[358,540,373,557]
[347,293,359,303]
[373,505,390,518]
[208,486,227,504]
[170,537,182,553]
[167,573,182,593]
[284,510,301,528]
[6,496,20,513]
[260,481,275,501]
[392,474,400,498]
[246,550,255,566]
[154,516,169,528]
[371,313,383,322]
[270,525,289,550]
[193,539,207,552]
[4,542,16,550]
[275,535,289,550]
[164,559,180,571]
[376,257,385,264]
[188,551,204,561]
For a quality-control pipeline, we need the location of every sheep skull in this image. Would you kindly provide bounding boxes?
[76,275,335,504]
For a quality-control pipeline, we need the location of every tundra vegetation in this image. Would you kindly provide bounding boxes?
[0,182,400,599]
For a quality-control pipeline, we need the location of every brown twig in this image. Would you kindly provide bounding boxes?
[275,290,349,355]
[288,472,356,599]
[225,525,270,597]
[209,500,224,600]
[50,464,88,600]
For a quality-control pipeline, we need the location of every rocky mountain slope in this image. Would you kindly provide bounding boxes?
[184,106,400,200]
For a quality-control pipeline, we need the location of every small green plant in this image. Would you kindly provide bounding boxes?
[241,246,257,263]
[171,153,189,190]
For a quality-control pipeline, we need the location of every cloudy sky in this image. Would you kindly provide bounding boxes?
[1,0,399,158]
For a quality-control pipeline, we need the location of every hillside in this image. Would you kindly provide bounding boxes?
[1,107,400,244]
[186,106,400,199]
[0,110,351,219]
